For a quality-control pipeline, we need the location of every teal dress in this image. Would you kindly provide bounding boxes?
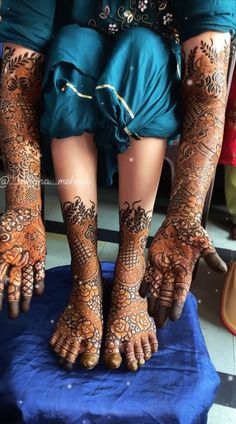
[0,1,236,184]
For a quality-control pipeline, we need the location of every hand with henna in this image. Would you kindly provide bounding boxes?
[0,44,46,317]
[140,217,226,327]
[0,208,46,318]
[140,32,230,326]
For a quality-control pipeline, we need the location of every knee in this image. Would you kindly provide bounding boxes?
[119,27,169,57]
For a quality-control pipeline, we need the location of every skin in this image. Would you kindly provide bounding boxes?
[49,134,166,371]
[140,31,230,327]
[0,44,46,318]
[104,201,158,371]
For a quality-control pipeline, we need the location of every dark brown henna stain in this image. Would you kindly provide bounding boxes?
[169,38,230,218]
[105,202,158,371]
[0,46,46,317]
[141,38,230,324]
[50,197,103,370]
[0,46,43,211]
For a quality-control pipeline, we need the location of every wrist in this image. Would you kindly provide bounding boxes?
[5,178,42,212]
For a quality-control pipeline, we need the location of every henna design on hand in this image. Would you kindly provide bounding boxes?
[0,46,43,211]
[140,37,230,326]
[50,197,103,370]
[104,202,158,372]
[0,209,46,317]
[0,46,46,318]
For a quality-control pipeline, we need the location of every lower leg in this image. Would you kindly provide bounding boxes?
[50,134,103,370]
[104,136,166,371]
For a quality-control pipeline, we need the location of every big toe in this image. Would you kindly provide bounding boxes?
[80,353,99,370]
[104,352,122,369]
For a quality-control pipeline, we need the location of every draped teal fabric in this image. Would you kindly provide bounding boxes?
[172,0,236,42]
[0,1,235,53]
[40,24,180,185]
[0,0,57,52]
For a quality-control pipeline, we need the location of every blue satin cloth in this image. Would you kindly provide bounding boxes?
[0,263,219,424]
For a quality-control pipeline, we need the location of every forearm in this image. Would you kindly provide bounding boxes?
[167,31,231,221]
[0,44,43,212]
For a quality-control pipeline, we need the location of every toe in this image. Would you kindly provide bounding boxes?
[57,338,71,366]
[104,351,122,369]
[141,336,152,361]
[134,340,145,367]
[53,335,67,355]
[148,333,158,353]
[49,333,60,348]
[80,353,99,370]
[124,341,138,372]
[63,340,81,369]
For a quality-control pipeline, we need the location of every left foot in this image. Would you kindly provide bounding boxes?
[104,202,158,371]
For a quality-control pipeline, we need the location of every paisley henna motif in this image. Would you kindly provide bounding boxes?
[140,37,230,326]
[0,46,46,317]
[104,201,158,372]
[50,197,103,370]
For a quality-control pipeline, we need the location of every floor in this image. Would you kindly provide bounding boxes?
[1,173,236,423]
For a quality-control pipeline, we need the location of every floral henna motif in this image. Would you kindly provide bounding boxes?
[50,197,103,370]
[140,37,230,326]
[0,46,43,211]
[104,202,158,372]
[0,209,46,316]
[0,46,46,317]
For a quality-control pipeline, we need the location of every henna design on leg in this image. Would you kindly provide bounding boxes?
[50,197,103,370]
[104,201,158,372]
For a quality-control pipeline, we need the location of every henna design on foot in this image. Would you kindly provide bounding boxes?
[104,202,158,372]
[50,197,103,370]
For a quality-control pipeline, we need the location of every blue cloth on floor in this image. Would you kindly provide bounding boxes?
[0,263,219,424]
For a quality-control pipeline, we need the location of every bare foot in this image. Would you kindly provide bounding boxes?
[50,259,103,370]
[50,197,103,370]
[104,211,158,371]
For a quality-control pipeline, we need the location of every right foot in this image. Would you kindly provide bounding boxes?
[50,258,103,370]
[50,196,103,370]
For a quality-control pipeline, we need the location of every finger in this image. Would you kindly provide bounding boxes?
[139,261,154,298]
[204,252,227,273]
[139,280,149,298]
[7,267,22,319]
[0,261,9,310]
[147,296,159,317]
[156,276,175,327]
[170,277,191,321]
[169,301,184,321]
[21,265,34,313]
[155,305,170,329]
[34,259,46,296]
